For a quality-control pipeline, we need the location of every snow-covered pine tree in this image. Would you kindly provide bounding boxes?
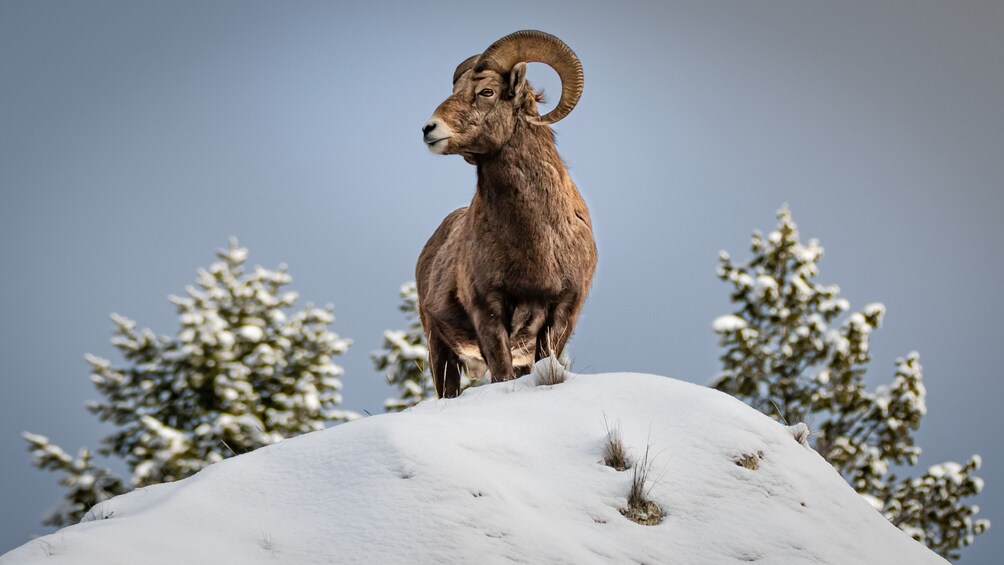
[372,282,482,410]
[372,283,435,411]
[22,434,126,527]
[25,238,354,526]
[712,206,988,560]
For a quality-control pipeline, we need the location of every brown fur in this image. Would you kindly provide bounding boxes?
[418,61,597,398]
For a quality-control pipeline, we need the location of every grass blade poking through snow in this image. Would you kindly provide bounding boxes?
[533,352,568,387]
[620,444,664,525]
[602,417,629,471]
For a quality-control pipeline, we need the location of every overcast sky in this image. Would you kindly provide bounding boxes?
[2,0,1002,560]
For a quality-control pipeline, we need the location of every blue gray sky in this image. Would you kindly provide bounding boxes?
[2,1,1001,560]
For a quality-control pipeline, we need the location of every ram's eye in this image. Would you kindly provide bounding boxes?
[478,88,494,97]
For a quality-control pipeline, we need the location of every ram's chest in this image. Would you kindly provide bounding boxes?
[467,214,587,295]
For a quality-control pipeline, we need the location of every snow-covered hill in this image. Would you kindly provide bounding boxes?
[2,364,944,564]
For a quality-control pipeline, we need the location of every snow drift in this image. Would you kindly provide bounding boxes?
[2,365,945,564]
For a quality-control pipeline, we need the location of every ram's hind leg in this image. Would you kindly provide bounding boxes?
[428,328,463,398]
[537,294,583,363]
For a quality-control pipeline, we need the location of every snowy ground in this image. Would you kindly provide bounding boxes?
[2,364,944,564]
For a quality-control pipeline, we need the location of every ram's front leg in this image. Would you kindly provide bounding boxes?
[470,294,515,382]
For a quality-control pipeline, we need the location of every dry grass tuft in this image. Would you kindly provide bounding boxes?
[533,353,568,387]
[789,422,811,446]
[602,418,629,471]
[620,499,663,526]
[259,530,275,554]
[620,444,664,526]
[735,450,764,470]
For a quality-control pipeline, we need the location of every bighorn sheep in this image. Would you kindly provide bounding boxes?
[417,30,597,398]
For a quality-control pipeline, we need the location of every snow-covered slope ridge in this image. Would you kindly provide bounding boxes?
[3,363,944,564]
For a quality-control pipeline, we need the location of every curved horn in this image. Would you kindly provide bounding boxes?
[453,54,480,85]
[476,30,583,125]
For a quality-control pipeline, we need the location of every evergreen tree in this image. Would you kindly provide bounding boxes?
[25,238,354,526]
[22,434,126,527]
[712,206,988,560]
[373,282,483,411]
[372,283,435,411]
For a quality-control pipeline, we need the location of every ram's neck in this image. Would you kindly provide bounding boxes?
[474,122,573,216]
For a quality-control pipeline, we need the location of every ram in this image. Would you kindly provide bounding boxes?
[418,30,597,398]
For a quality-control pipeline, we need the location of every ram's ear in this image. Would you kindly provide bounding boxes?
[507,62,528,99]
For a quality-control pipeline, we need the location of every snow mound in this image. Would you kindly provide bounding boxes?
[2,367,944,564]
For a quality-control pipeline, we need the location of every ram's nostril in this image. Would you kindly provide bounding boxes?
[422,122,437,136]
